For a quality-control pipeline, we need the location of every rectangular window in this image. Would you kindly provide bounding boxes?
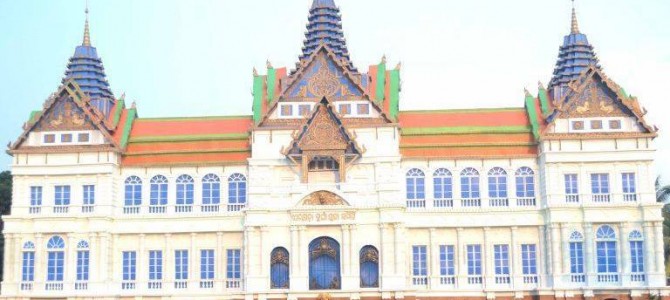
[54,185,71,206]
[83,185,95,205]
[565,174,579,196]
[78,133,90,142]
[406,177,425,200]
[434,176,453,200]
[149,250,163,280]
[494,244,510,275]
[280,104,293,116]
[175,250,189,280]
[630,241,644,273]
[466,244,482,275]
[338,104,351,115]
[590,120,603,130]
[61,133,73,143]
[298,104,311,116]
[439,245,455,276]
[30,186,42,207]
[412,246,427,276]
[227,249,241,279]
[201,249,215,280]
[47,251,64,281]
[76,250,89,281]
[597,241,617,273]
[622,173,636,200]
[22,251,35,282]
[591,173,610,194]
[43,134,56,143]
[569,242,584,274]
[357,103,370,115]
[521,244,537,275]
[123,251,137,281]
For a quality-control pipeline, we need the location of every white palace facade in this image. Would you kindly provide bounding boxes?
[1,1,667,299]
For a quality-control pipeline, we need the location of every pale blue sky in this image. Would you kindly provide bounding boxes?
[1,0,669,182]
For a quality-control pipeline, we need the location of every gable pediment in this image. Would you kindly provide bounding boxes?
[558,73,629,119]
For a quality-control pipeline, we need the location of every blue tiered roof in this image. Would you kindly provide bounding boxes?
[62,11,115,115]
[548,6,601,91]
[300,0,357,72]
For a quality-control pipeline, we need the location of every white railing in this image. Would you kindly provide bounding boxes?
[516,197,536,206]
[200,280,214,288]
[434,198,453,208]
[74,281,88,290]
[201,204,220,212]
[489,197,509,207]
[439,275,455,285]
[20,282,33,291]
[123,206,140,214]
[523,275,538,284]
[175,205,193,213]
[412,275,428,286]
[44,282,63,290]
[592,194,611,203]
[597,273,619,283]
[494,275,511,284]
[227,204,246,212]
[148,280,162,289]
[407,199,426,208]
[121,281,136,290]
[174,280,188,289]
[631,273,645,282]
[565,194,580,203]
[53,206,69,214]
[149,205,167,214]
[570,274,585,283]
[467,275,482,284]
[623,193,638,202]
[226,279,242,289]
[81,205,94,213]
[462,198,481,207]
[29,206,41,214]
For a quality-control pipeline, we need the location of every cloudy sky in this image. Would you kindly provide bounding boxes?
[0,0,668,182]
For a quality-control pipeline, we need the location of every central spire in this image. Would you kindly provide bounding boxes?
[82,1,91,46]
[299,0,357,72]
[570,0,579,34]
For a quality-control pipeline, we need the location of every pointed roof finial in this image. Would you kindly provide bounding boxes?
[570,0,580,34]
[82,0,92,46]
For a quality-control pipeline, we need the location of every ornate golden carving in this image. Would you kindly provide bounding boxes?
[271,249,289,265]
[317,293,332,300]
[301,190,346,206]
[36,99,93,132]
[575,101,590,114]
[310,238,337,260]
[360,247,379,263]
[307,56,341,97]
[599,101,614,114]
[298,105,347,151]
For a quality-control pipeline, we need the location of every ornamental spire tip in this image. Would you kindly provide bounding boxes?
[570,0,580,34]
[82,0,91,46]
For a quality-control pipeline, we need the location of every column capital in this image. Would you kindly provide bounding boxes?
[429,227,437,233]
[643,221,654,228]
[164,233,172,238]
[456,227,464,232]
[217,232,224,237]
[139,233,146,238]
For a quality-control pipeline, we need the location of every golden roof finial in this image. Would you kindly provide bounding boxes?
[570,0,580,34]
[82,0,91,46]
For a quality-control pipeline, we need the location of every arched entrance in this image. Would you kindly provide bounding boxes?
[309,237,341,290]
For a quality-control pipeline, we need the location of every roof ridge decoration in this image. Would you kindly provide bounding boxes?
[546,65,656,136]
[282,98,364,183]
[8,79,121,153]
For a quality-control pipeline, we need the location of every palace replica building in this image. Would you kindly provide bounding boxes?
[2,1,666,299]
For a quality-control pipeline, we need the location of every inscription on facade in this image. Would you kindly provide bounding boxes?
[291,211,356,223]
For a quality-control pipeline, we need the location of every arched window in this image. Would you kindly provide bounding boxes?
[488,167,508,201]
[309,237,341,290]
[515,167,535,197]
[359,246,379,288]
[568,231,585,281]
[22,242,35,283]
[46,236,65,282]
[406,169,425,207]
[460,168,480,206]
[76,240,90,282]
[271,247,290,289]
[150,175,168,209]
[202,174,221,206]
[124,176,142,206]
[595,225,618,276]
[629,230,645,280]
[228,174,247,211]
[176,175,194,212]
[433,168,453,207]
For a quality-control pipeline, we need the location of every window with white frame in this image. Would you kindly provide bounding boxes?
[439,245,455,280]
[521,244,538,279]
[176,175,194,208]
[201,250,215,281]
[83,185,95,207]
[629,230,644,281]
[228,174,247,206]
[175,250,189,282]
[433,168,453,207]
[515,167,535,199]
[30,186,42,212]
[22,242,35,283]
[591,173,610,202]
[122,251,137,282]
[54,185,70,206]
[569,231,585,282]
[412,245,427,285]
[124,176,142,206]
[406,169,425,201]
[622,173,636,201]
[148,250,163,285]
[76,241,89,283]
[46,236,65,282]
[202,174,221,206]
[467,244,482,277]
[494,245,510,281]
[227,249,242,280]
[565,174,579,202]
[150,175,168,208]
[595,225,618,276]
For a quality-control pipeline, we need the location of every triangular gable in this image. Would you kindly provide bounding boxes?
[547,66,656,133]
[9,79,120,152]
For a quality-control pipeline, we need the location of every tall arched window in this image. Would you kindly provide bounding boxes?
[515,167,535,206]
[359,246,379,288]
[568,231,585,282]
[76,240,90,284]
[270,247,290,289]
[46,236,65,283]
[595,225,618,281]
[22,242,35,284]
[228,174,247,211]
[150,175,168,213]
[176,175,194,212]
[202,174,221,212]
[460,168,480,207]
[124,176,142,207]
[433,168,453,207]
[406,168,425,208]
[309,237,341,290]
[629,230,645,281]
[487,167,508,206]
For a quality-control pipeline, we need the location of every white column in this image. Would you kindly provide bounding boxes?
[560,224,570,276]
[538,225,547,287]
[67,234,76,288]
[216,232,224,289]
[111,234,119,285]
[583,223,595,285]
[456,228,465,288]
[429,228,439,288]
[299,226,307,274]
[89,233,98,284]
[483,227,492,289]
[35,234,44,285]
[260,228,268,277]
[349,225,359,283]
[393,223,404,276]
[379,224,389,277]
[341,225,350,276]
[190,233,197,287]
[643,222,655,279]
[164,234,172,284]
[510,226,520,289]
[138,234,146,288]
[6,234,15,283]
[98,233,108,283]
[654,221,665,273]
[550,224,561,286]
[289,226,298,275]
[618,223,629,285]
